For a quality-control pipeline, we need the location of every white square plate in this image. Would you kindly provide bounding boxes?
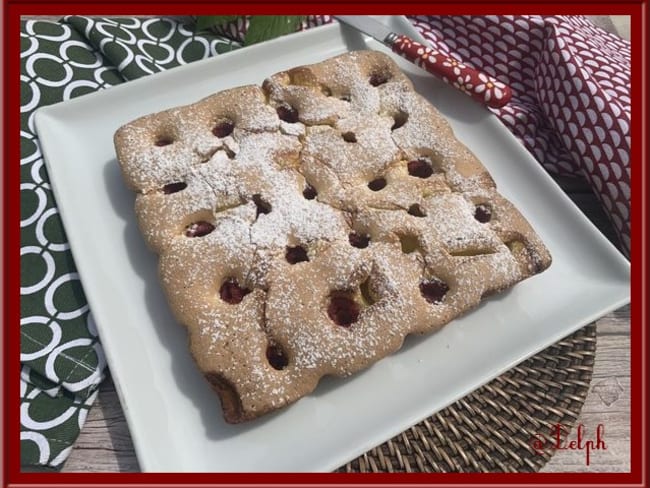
[35,16,630,472]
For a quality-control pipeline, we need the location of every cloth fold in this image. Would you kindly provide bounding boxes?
[20,366,98,470]
[19,16,233,469]
[20,14,630,470]
[409,15,631,255]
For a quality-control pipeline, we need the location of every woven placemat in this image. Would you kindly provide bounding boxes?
[338,323,596,473]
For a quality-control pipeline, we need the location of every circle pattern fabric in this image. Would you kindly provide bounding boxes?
[20,19,119,403]
[19,16,237,469]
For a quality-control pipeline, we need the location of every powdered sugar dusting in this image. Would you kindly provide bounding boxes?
[115,50,551,422]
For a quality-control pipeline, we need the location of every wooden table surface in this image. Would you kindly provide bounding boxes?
[23,15,630,473]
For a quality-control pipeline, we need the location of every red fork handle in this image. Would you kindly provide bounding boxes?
[390,35,512,109]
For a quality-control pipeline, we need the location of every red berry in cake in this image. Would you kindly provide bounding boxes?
[285,246,309,264]
[162,182,187,194]
[185,221,215,237]
[219,278,251,304]
[327,294,360,326]
[407,159,434,178]
[369,72,389,86]
[302,184,317,200]
[368,178,387,191]
[474,204,492,223]
[349,232,370,249]
[419,278,449,304]
[212,119,234,138]
[276,104,299,123]
[252,194,272,217]
[407,204,426,217]
[266,343,289,370]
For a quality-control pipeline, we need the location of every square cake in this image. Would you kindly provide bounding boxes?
[114,50,551,423]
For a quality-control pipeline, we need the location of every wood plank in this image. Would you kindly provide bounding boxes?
[543,309,630,472]
[64,378,139,472]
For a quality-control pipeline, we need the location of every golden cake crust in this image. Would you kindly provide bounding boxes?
[114,50,551,423]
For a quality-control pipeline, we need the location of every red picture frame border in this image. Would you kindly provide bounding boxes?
[3,1,646,486]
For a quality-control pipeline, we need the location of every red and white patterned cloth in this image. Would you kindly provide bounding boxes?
[219,15,631,256]
[409,16,631,257]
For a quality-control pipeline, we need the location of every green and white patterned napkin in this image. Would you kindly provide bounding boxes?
[20,16,240,470]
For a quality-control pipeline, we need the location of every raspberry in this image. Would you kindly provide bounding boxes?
[367,178,386,191]
[302,184,317,200]
[252,194,272,217]
[474,204,492,223]
[369,72,389,86]
[285,246,309,264]
[162,182,187,194]
[185,221,214,237]
[212,119,234,138]
[348,232,370,249]
[219,278,251,304]
[419,278,449,304]
[327,294,360,326]
[407,204,426,217]
[276,104,299,123]
[266,343,289,370]
[407,159,434,178]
